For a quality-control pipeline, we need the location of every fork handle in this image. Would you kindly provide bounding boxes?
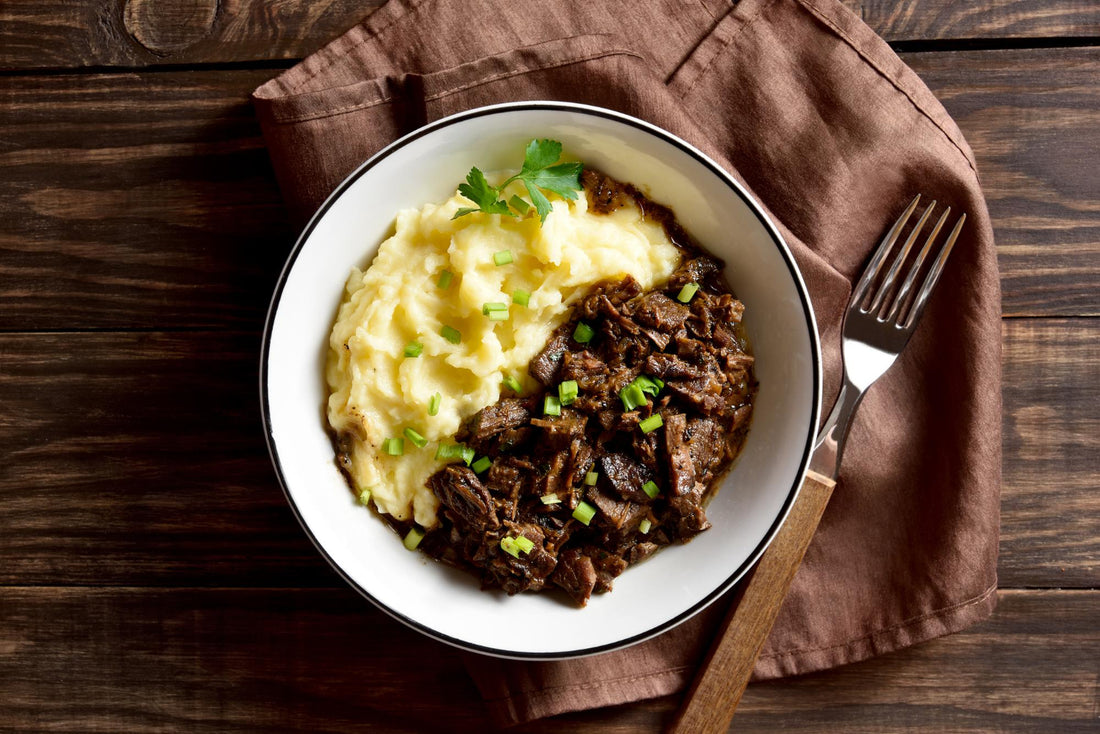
[668,470,836,734]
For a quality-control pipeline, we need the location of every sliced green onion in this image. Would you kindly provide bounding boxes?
[514,536,535,554]
[512,288,531,307]
[584,472,598,486]
[435,443,475,466]
[639,414,664,434]
[558,379,579,406]
[493,249,514,266]
[357,489,372,506]
[403,427,428,449]
[437,269,454,290]
[633,375,661,397]
[487,309,509,322]
[428,392,441,416]
[620,382,647,411]
[440,325,462,344]
[677,282,700,303]
[482,301,508,315]
[500,536,519,558]
[403,527,425,550]
[403,341,424,358]
[653,377,665,390]
[509,195,530,215]
[642,480,660,499]
[502,375,523,394]
[544,395,561,416]
[573,321,595,344]
[471,456,492,474]
[639,518,652,534]
[382,437,404,456]
[573,501,597,526]
[540,493,562,505]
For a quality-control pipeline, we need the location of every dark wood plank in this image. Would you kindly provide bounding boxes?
[1,319,1095,588]
[731,589,1100,733]
[848,0,1100,43]
[2,50,1097,330]
[905,47,1100,317]
[0,588,1094,732]
[0,331,332,587]
[0,70,292,330]
[0,585,485,733]
[2,1,1098,71]
[999,318,1100,587]
[0,1,380,70]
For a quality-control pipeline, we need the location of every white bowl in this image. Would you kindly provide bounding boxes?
[261,102,821,659]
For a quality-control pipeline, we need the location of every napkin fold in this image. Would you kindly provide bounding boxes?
[254,0,1002,726]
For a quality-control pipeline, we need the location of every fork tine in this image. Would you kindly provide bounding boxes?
[868,199,937,315]
[884,206,951,325]
[902,213,966,329]
[851,194,920,306]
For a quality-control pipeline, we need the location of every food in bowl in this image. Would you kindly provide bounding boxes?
[325,140,755,606]
[326,141,680,528]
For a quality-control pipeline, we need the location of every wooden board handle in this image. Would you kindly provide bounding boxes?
[668,470,836,734]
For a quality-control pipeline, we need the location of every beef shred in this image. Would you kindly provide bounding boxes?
[420,171,756,607]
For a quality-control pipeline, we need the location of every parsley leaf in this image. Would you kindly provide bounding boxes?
[457,167,511,217]
[452,139,583,225]
[524,183,553,223]
[521,138,564,173]
[526,162,584,201]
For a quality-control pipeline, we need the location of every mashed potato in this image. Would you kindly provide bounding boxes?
[326,183,681,527]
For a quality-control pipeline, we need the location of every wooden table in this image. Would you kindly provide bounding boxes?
[2,2,1097,731]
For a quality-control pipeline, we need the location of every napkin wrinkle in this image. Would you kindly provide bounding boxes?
[282,0,434,94]
[258,0,734,103]
[414,36,643,104]
[264,35,642,124]
[477,666,694,702]
[263,79,395,124]
[670,0,781,98]
[757,581,998,662]
[794,0,978,176]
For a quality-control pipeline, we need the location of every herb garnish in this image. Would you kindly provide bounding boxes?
[453,139,584,225]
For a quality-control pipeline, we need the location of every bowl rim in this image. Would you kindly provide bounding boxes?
[260,100,822,659]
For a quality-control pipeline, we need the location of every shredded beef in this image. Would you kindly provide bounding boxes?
[529,333,570,385]
[427,466,499,531]
[551,549,598,606]
[418,170,755,606]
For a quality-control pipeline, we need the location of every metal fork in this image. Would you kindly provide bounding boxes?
[670,195,966,734]
[811,194,966,478]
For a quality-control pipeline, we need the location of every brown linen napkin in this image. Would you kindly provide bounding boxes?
[254,0,1002,726]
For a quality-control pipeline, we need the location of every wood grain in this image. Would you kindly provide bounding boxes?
[0,331,332,587]
[847,0,1100,43]
[670,471,835,733]
[0,1,380,70]
[0,588,1094,732]
[910,46,1100,319]
[0,320,1094,588]
[1,49,1097,330]
[2,1,1098,70]
[731,589,1100,733]
[0,70,291,330]
[999,318,1100,587]
[907,47,1100,316]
